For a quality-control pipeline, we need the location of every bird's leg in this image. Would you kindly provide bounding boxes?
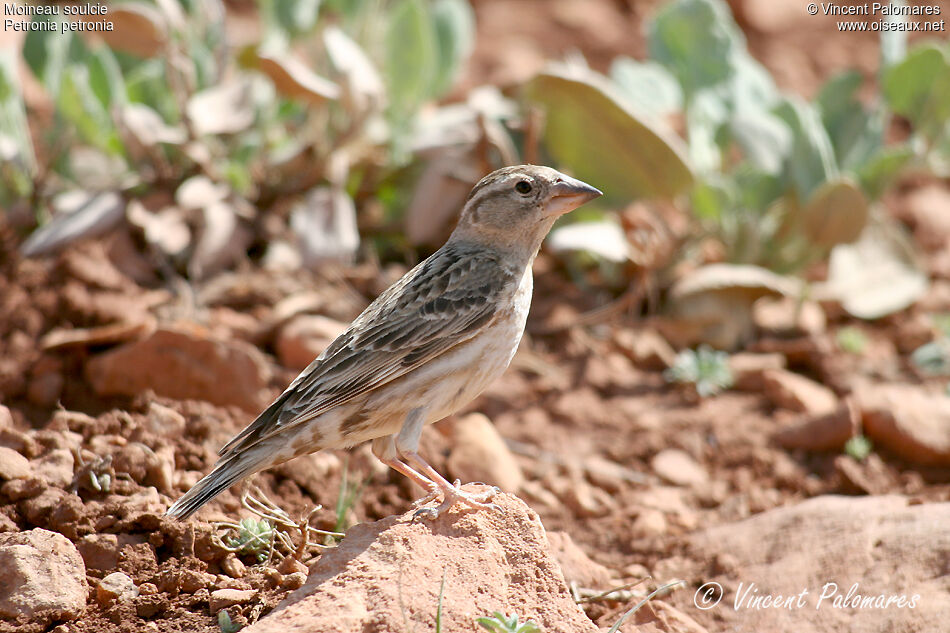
[395,408,499,519]
[371,435,441,506]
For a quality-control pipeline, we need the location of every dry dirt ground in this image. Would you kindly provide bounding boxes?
[3,1,950,632]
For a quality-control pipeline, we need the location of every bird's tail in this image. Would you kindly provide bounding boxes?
[165,452,268,520]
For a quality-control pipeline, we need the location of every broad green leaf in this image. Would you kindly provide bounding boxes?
[690,178,732,222]
[773,97,838,199]
[430,0,475,97]
[801,178,868,248]
[385,0,437,123]
[23,15,79,99]
[856,146,912,199]
[686,89,729,173]
[86,45,127,108]
[524,66,693,202]
[0,51,35,174]
[728,110,791,174]
[647,0,744,98]
[728,55,779,112]
[609,57,683,117]
[882,44,950,131]
[817,71,884,171]
[58,67,123,154]
[258,0,321,41]
[880,0,908,69]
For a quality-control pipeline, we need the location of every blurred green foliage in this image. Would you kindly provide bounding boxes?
[664,345,734,397]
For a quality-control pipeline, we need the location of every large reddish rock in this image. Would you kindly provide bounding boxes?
[85,325,273,411]
[761,369,838,415]
[0,528,87,626]
[247,492,599,633]
[677,496,950,632]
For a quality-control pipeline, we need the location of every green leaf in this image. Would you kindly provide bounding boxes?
[817,71,884,171]
[856,146,912,199]
[647,0,744,98]
[609,57,683,117]
[881,44,950,131]
[86,45,127,108]
[259,0,321,40]
[773,97,838,199]
[0,51,35,200]
[58,66,123,155]
[524,66,693,202]
[728,110,791,174]
[385,0,438,124]
[23,15,77,99]
[429,0,475,97]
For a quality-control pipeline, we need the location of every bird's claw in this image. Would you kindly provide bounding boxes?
[410,482,500,520]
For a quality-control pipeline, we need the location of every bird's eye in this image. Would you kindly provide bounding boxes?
[515,180,532,195]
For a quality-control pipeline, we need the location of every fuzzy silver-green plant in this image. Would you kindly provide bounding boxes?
[664,345,734,397]
[476,612,541,633]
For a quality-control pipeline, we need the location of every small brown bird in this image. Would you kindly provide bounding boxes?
[166,165,602,520]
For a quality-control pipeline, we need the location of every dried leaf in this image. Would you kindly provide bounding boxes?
[547,220,631,263]
[323,26,385,113]
[290,187,360,266]
[821,222,927,319]
[120,103,186,146]
[405,155,479,245]
[99,3,167,58]
[524,64,693,202]
[801,178,868,248]
[665,264,802,349]
[126,200,190,258]
[256,53,340,106]
[186,79,255,136]
[176,175,230,210]
[21,191,124,257]
[189,201,250,280]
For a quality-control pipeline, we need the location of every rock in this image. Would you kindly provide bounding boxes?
[179,569,216,593]
[33,448,75,488]
[761,369,837,415]
[144,402,187,437]
[246,493,599,633]
[651,449,708,488]
[901,183,950,251]
[96,571,139,605]
[446,413,524,493]
[273,452,341,499]
[209,588,258,614]
[631,508,668,539]
[276,557,308,576]
[77,534,120,571]
[683,496,950,632]
[280,572,307,591]
[615,599,709,633]
[275,315,348,370]
[0,528,87,624]
[856,384,950,466]
[615,328,676,370]
[221,554,246,579]
[0,405,11,430]
[773,401,858,452]
[0,447,32,480]
[753,296,826,336]
[729,352,787,391]
[546,531,615,589]
[85,326,273,411]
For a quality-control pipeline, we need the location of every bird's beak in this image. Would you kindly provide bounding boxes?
[545,174,603,217]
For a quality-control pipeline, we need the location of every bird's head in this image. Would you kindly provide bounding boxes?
[452,165,603,259]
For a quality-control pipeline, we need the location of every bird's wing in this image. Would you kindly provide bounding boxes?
[218,242,518,457]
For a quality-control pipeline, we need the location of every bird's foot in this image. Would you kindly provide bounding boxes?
[412,480,500,520]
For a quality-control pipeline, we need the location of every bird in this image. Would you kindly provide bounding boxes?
[166,165,602,520]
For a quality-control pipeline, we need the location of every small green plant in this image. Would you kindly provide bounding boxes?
[664,345,734,397]
[911,338,950,375]
[476,612,541,633]
[435,569,447,633]
[844,434,873,461]
[225,518,275,563]
[331,458,367,539]
[218,609,242,633]
[836,326,868,355]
